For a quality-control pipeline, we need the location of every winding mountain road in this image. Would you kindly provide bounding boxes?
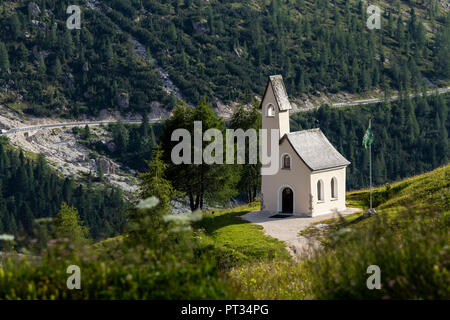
[328,86,450,109]
[1,86,449,135]
[0,119,162,135]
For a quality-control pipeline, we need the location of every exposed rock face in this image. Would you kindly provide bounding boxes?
[29,20,46,31]
[349,208,377,225]
[148,101,172,119]
[363,208,377,217]
[28,2,41,17]
[96,156,117,175]
[234,48,244,57]
[31,46,40,60]
[32,46,50,61]
[105,141,116,153]
[116,92,130,108]
[83,91,94,99]
[192,20,210,34]
[64,73,75,90]
[97,109,112,120]
[1,114,139,195]
[82,62,89,73]
[170,200,192,215]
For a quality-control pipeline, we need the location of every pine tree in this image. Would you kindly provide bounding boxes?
[113,121,129,154]
[18,203,34,234]
[97,163,104,182]
[52,57,63,79]
[298,72,306,93]
[434,24,450,78]
[161,100,239,210]
[0,42,10,74]
[388,11,394,37]
[145,46,154,67]
[105,42,114,67]
[169,91,177,109]
[37,55,46,75]
[168,23,177,42]
[139,149,177,210]
[84,124,91,139]
[63,30,74,58]
[208,6,215,34]
[9,13,21,41]
[53,202,90,246]
[230,104,262,202]
[17,43,29,60]
[49,22,57,47]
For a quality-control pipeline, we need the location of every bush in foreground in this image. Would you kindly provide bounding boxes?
[305,209,449,299]
[0,196,238,299]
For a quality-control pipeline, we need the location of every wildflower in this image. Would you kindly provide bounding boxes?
[335,228,352,235]
[136,197,159,210]
[0,234,14,241]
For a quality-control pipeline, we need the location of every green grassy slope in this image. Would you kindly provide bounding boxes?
[347,163,449,213]
[301,164,450,237]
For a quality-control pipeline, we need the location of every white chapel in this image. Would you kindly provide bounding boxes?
[260,75,350,216]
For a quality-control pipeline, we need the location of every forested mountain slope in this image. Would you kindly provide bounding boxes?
[0,0,171,117]
[104,0,449,103]
[0,0,449,116]
[0,136,126,244]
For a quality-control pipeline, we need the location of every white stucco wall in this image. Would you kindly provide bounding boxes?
[262,155,347,216]
[261,82,290,142]
[261,139,312,215]
[310,167,347,216]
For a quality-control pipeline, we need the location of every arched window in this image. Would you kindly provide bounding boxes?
[282,154,291,169]
[317,180,324,202]
[266,104,275,117]
[331,177,338,199]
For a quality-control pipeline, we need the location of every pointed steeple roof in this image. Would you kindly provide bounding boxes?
[260,75,292,111]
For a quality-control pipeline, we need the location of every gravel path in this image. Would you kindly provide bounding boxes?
[241,208,362,259]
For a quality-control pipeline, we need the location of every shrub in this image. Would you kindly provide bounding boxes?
[0,198,237,299]
[305,209,450,299]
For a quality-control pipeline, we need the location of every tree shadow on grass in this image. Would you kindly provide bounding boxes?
[194,210,254,235]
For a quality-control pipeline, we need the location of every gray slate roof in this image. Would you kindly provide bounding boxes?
[282,129,350,171]
[268,75,292,111]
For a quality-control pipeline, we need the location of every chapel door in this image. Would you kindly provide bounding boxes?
[282,188,293,213]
